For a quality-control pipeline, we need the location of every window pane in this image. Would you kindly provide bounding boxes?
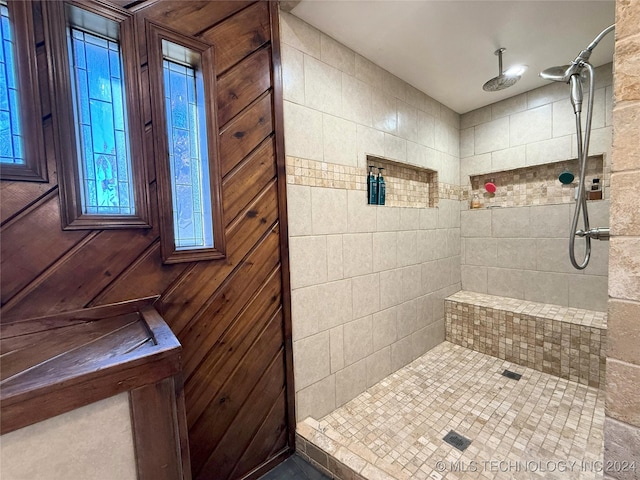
[0,4,24,165]
[68,27,135,216]
[163,57,213,250]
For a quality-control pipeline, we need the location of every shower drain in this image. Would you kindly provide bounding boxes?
[443,430,471,451]
[502,369,522,380]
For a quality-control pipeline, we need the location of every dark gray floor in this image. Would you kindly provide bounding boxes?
[259,454,331,480]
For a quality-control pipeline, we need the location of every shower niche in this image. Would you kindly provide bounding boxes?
[464,155,605,208]
[365,155,438,208]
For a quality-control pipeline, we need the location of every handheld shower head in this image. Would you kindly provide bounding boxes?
[539,65,571,82]
[539,24,615,83]
[570,75,582,113]
[570,75,583,114]
[539,64,583,83]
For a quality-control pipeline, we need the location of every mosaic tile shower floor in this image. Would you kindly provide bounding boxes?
[297,342,605,480]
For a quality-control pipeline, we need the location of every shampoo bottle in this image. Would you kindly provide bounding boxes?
[377,168,386,205]
[471,193,481,209]
[367,165,378,204]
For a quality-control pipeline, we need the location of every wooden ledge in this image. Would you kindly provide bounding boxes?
[0,297,182,435]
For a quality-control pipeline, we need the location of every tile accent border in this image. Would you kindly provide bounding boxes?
[437,183,463,201]
[285,156,462,207]
[286,156,366,191]
[445,291,607,388]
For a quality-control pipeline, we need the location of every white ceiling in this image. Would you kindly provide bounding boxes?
[289,0,616,114]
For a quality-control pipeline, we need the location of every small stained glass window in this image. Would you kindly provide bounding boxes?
[0,2,24,165]
[68,25,135,216]
[163,50,213,250]
[149,25,223,261]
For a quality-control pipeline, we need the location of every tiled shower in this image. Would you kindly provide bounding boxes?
[280,2,639,478]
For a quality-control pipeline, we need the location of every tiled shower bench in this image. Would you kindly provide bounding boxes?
[445,291,607,388]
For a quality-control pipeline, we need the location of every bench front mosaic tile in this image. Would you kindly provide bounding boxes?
[445,291,607,388]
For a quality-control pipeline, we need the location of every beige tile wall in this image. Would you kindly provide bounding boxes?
[288,186,461,420]
[459,67,613,312]
[280,10,462,420]
[461,63,613,181]
[280,11,460,182]
[605,1,640,477]
[460,201,610,311]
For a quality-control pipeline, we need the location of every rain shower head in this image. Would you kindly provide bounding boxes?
[483,48,524,92]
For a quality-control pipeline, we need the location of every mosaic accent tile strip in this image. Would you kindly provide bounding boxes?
[445,291,607,388]
[437,183,463,202]
[297,341,604,480]
[462,156,607,208]
[285,156,462,207]
[286,157,366,191]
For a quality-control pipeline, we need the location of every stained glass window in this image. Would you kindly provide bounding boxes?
[163,54,213,250]
[0,3,24,165]
[68,26,135,216]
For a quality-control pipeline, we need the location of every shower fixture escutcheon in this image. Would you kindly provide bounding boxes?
[540,24,614,270]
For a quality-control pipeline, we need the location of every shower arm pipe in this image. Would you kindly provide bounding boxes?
[576,24,616,63]
[568,62,595,270]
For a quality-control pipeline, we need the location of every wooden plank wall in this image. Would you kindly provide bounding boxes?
[0,1,294,479]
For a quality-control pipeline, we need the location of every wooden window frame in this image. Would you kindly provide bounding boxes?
[45,0,150,230]
[147,22,226,263]
[0,1,48,182]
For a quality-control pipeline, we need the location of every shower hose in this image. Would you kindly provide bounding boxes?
[568,62,594,270]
